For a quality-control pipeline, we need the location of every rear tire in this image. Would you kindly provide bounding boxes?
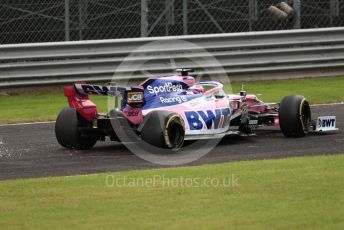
[55,108,97,150]
[279,95,311,137]
[139,111,185,150]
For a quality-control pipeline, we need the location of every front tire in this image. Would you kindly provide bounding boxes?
[279,95,311,137]
[55,108,97,150]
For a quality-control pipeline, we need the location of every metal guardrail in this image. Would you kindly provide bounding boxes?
[1,27,344,88]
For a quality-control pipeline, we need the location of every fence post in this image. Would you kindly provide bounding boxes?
[141,0,148,37]
[248,0,257,31]
[330,0,339,26]
[165,0,170,36]
[293,0,301,29]
[183,0,188,35]
[78,0,88,40]
[64,0,70,41]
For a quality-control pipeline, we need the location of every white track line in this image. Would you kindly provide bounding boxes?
[0,121,55,127]
[0,102,343,127]
[310,102,344,107]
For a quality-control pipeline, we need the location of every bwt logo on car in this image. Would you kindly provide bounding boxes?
[319,118,335,127]
[185,108,231,130]
[147,82,183,95]
[81,84,110,95]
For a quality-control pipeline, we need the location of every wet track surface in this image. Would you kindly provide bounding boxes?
[0,104,343,180]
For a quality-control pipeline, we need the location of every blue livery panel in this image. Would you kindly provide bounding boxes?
[141,78,201,110]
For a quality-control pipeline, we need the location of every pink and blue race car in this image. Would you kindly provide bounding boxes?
[55,69,337,150]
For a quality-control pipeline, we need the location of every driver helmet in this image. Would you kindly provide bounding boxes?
[189,84,205,94]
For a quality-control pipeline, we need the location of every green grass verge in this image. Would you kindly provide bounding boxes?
[0,93,109,124]
[0,154,343,229]
[225,76,344,104]
[0,76,343,124]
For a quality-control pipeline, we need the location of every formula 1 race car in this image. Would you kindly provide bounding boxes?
[55,69,337,150]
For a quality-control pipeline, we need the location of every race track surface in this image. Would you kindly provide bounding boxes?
[0,104,343,180]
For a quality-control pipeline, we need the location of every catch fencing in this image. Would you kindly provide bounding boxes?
[1,0,344,44]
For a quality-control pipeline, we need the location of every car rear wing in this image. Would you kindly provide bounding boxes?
[73,83,145,107]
